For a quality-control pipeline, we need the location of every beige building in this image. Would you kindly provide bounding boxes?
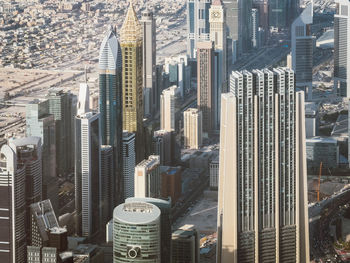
[120,2,144,162]
[134,155,161,198]
[217,68,309,263]
[197,41,214,134]
[160,85,179,132]
[184,108,202,150]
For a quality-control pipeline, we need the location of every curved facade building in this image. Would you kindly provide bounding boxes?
[99,25,123,206]
[113,202,160,262]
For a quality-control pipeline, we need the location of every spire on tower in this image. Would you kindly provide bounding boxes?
[120,1,142,43]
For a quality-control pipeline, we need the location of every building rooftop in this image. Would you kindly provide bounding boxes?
[306,136,338,144]
[136,155,160,170]
[113,202,161,225]
[305,102,319,115]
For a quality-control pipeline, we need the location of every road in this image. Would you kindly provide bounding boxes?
[309,188,350,262]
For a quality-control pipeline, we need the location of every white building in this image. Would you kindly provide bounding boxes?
[209,156,219,189]
[184,108,202,149]
[134,155,161,198]
[334,0,350,97]
[160,85,179,132]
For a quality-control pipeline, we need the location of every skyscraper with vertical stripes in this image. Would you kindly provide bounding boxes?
[217,68,309,263]
[99,25,123,205]
[120,2,144,163]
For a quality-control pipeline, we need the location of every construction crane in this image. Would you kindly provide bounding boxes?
[317,162,323,202]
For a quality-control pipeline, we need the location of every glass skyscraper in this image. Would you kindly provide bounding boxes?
[98,26,123,206]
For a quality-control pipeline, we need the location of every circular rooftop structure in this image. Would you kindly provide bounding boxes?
[113,202,161,225]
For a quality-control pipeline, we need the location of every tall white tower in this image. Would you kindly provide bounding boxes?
[160,85,179,132]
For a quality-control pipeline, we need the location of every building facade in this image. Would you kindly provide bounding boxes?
[292,3,313,100]
[47,89,75,177]
[134,155,161,198]
[75,112,101,238]
[334,0,350,97]
[160,85,179,132]
[184,108,202,149]
[187,0,212,58]
[141,10,156,116]
[0,144,26,263]
[100,145,113,228]
[171,225,200,263]
[121,2,144,162]
[99,25,123,206]
[122,131,136,199]
[113,202,161,262]
[26,100,58,214]
[197,41,215,133]
[217,68,309,262]
[306,137,339,169]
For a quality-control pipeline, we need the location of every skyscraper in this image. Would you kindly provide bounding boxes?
[9,137,43,235]
[334,0,350,97]
[171,225,200,263]
[184,108,202,149]
[122,131,136,199]
[209,0,227,86]
[47,88,75,177]
[26,99,58,214]
[113,202,161,262]
[134,155,161,198]
[153,130,178,166]
[251,8,259,48]
[100,145,113,227]
[120,2,144,163]
[292,3,313,100]
[187,0,212,58]
[197,41,214,134]
[141,10,156,116]
[269,0,298,28]
[75,111,101,238]
[223,0,252,57]
[0,144,26,263]
[217,68,309,262]
[98,25,123,205]
[125,197,172,263]
[160,85,179,132]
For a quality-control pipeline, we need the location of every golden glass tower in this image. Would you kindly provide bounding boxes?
[120,2,144,162]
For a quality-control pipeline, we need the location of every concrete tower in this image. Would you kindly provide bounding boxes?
[217,68,309,262]
[334,0,350,97]
[98,25,123,205]
[120,2,144,163]
[292,3,313,100]
[141,10,156,116]
[197,41,215,134]
[184,108,203,149]
[75,111,101,238]
[160,85,179,132]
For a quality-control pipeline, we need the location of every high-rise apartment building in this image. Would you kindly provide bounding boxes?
[251,8,259,48]
[126,197,172,263]
[187,0,212,58]
[0,144,26,263]
[165,55,191,97]
[134,155,161,198]
[197,41,214,134]
[26,100,58,214]
[99,25,123,206]
[334,0,350,97]
[217,68,309,262]
[184,108,202,149]
[122,131,136,199]
[121,2,144,162]
[141,10,156,116]
[292,3,313,100]
[160,85,179,132]
[113,202,161,262]
[47,88,75,176]
[153,130,178,166]
[75,111,101,238]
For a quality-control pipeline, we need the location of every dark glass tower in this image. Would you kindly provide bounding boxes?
[99,26,123,206]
